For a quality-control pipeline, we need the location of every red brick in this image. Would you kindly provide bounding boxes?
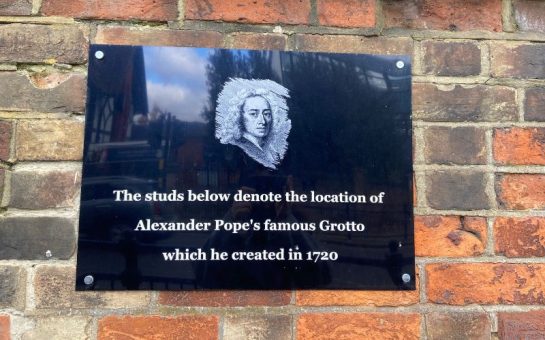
[0,0,31,15]
[297,313,420,340]
[413,84,517,122]
[317,0,376,28]
[496,174,545,210]
[415,216,487,257]
[296,270,419,306]
[495,217,545,257]
[41,0,177,21]
[525,87,545,121]
[294,35,413,54]
[0,121,11,162]
[427,263,545,305]
[491,43,545,79]
[498,311,545,339]
[421,41,481,76]
[159,291,290,307]
[95,26,224,48]
[185,0,311,25]
[514,0,545,33]
[494,128,545,165]
[426,313,490,340]
[0,315,8,340]
[98,315,218,340]
[230,33,287,50]
[383,0,502,32]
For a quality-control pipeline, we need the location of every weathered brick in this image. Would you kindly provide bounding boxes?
[0,266,25,310]
[0,121,11,161]
[15,120,84,161]
[514,0,545,33]
[10,170,80,209]
[296,270,419,306]
[427,263,545,305]
[0,315,8,340]
[296,288,418,306]
[95,26,224,47]
[186,0,310,24]
[383,0,502,31]
[498,311,545,339]
[159,291,290,307]
[294,35,413,54]
[426,171,491,210]
[98,315,218,340]
[42,0,177,21]
[495,217,545,257]
[0,169,4,204]
[525,87,545,121]
[22,317,91,340]
[490,43,545,79]
[297,313,420,340]
[424,126,486,164]
[35,266,150,309]
[0,73,86,113]
[426,313,490,340]
[317,0,376,28]
[0,24,87,64]
[224,316,291,340]
[421,41,481,76]
[0,0,31,15]
[231,33,286,50]
[415,216,487,257]
[413,84,517,122]
[0,216,75,260]
[494,128,545,165]
[496,174,545,210]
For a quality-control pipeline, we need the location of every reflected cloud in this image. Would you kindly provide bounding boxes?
[144,47,210,122]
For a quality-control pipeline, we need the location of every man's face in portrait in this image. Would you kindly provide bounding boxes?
[242,96,272,139]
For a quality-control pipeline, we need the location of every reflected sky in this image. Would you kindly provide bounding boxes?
[143,47,212,122]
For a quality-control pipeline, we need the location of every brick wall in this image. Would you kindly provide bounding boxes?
[1,0,545,339]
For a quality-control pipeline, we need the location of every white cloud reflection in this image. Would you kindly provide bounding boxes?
[144,47,210,122]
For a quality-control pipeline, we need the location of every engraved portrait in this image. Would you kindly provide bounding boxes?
[215,78,291,169]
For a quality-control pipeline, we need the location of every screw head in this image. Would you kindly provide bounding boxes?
[401,273,411,283]
[45,250,52,258]
[94,50,105,60]
[83,275,94,285]
[396,60,405,69]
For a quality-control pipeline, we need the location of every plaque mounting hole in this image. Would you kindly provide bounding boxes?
[83,275,94,285]
[94,51,105,60]
[396,60,405,69]
[401,273,411,283]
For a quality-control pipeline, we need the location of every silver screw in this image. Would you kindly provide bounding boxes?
[401,273,411,283]
[83,275,94,285]
[45,250,52,258]
[94,50,105,60]
[396,60,405,69]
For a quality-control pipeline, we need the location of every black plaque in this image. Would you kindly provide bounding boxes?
[76,45,414,290]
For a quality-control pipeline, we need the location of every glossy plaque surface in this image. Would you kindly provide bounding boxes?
[76,45,414,290]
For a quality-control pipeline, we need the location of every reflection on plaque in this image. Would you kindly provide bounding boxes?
[76,45,415,290]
